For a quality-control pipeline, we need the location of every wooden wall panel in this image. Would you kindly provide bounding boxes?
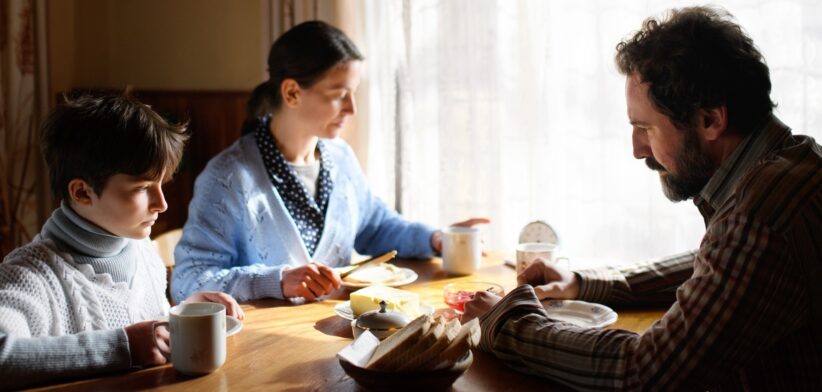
[131,91,250,236]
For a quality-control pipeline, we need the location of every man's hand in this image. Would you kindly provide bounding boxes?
[517,259,580,300]
[461,291,502,323]
[184,291,245,320]
[125,320,169,367]
[281,263,341,301]
[431,217,491,254]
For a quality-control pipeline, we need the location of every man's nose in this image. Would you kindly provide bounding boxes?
[632,128,651,159]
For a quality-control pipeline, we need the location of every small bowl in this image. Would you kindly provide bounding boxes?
[339,350,473,391]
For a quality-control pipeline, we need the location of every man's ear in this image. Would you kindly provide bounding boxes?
[280,79,302,108]
[698,106,728,141]
[67,179,96,206]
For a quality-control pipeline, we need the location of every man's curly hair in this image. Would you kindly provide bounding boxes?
[616,6,775,134]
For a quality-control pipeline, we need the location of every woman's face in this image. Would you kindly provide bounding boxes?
[295,60,361,139]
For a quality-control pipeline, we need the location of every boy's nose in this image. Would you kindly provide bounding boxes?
[151,186,168,213]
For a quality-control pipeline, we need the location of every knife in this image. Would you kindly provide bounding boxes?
[338,250,398,278]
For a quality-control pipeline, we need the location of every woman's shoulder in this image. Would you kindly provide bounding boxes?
[195,135,264,190]
[201,135,257,174]
[323,138,359,169]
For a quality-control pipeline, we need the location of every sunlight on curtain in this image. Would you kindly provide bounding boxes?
[362,0,822,266]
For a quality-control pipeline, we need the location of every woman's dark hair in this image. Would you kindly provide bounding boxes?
[615,6,775,134]
[41,93,190,201]
[243,20,364,134]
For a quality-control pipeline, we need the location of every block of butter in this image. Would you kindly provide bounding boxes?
[350,286,420,318]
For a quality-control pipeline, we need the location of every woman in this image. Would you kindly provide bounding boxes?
[171,21,486,303]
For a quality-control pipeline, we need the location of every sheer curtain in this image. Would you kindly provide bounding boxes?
[361,0,822,266]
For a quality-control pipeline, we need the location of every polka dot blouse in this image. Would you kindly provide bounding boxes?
[254,117,333,257]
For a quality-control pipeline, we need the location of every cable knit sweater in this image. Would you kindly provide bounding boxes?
[0,203,169,389]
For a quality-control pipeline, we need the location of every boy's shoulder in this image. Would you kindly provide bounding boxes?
[0,237,70,289]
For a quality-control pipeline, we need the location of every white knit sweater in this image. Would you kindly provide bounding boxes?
[0,237,169,337]
[0,204,170,389]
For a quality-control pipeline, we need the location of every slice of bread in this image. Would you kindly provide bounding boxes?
[432,318,480,370]
[399,317,462,371]
[366,315,431,370]
[387,317,446,371]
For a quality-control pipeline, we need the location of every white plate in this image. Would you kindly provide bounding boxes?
[340,267,419,289]
[518,220,559,245]
[157,315,243,337]
[540,300,617,328]
[334,301,434,321]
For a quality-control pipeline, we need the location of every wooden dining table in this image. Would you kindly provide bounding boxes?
[31,252,667,391]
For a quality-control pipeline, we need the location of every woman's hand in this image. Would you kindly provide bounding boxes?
[461,291,502,323]
[281,263,341,301]
[125,320,169,367]
[184,291,245,320]
[517,259,579,300]
[431,217,491,254]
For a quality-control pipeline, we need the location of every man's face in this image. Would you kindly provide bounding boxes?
[77,173,168,239]
[625,74,715,201]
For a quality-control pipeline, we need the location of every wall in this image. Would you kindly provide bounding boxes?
[47,0,266,98]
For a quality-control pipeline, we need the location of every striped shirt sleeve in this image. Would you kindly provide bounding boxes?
[574,250,696,305]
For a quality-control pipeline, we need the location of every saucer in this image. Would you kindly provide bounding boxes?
[341,266,419,289]
[334,301,434,321]
[540,299,617,328]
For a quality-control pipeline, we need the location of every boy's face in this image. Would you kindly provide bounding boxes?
[71,173,168,239]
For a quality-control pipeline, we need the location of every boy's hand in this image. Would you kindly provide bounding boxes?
[125,320,169,367]
[281,263,341,301]
[184,291,245,320]
[517,259,579,300]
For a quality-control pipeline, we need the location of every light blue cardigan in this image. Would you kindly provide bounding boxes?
[171,135,436,302]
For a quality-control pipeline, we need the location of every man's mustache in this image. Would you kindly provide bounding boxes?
[646,157,665,172]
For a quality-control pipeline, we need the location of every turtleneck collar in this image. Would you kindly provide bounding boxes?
[41,201,129,258]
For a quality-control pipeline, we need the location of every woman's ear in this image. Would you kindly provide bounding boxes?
[280,79,302,108]
[698,106,728,141]
[67,179,95,206]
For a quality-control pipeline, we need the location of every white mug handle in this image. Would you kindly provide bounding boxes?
[152,321,171,360]
[555,256,571,270]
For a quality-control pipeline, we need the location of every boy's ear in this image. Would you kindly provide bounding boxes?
[67,179,96,206]
[280,79,302,108]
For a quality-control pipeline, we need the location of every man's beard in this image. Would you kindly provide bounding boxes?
[645,128,716,202]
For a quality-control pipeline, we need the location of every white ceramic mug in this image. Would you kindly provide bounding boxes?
[441,226,481,275]
[516,242,569,275]
[153,302,226,375]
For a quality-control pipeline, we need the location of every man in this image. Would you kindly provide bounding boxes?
[463,6,821,390]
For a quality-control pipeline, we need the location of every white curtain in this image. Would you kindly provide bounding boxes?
[361,0,822,266]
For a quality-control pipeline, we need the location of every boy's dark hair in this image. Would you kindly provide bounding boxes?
[615,6,775,134]
[41,93,190,201]
[243,20,364,134]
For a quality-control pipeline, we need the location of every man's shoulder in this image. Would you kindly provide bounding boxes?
[731,136,821,229]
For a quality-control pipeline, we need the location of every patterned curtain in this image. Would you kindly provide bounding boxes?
[0,0,49,257]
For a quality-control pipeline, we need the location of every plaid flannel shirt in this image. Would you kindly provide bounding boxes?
[479,117,822,390]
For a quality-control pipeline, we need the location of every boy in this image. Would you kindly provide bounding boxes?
[0,94,243,389]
